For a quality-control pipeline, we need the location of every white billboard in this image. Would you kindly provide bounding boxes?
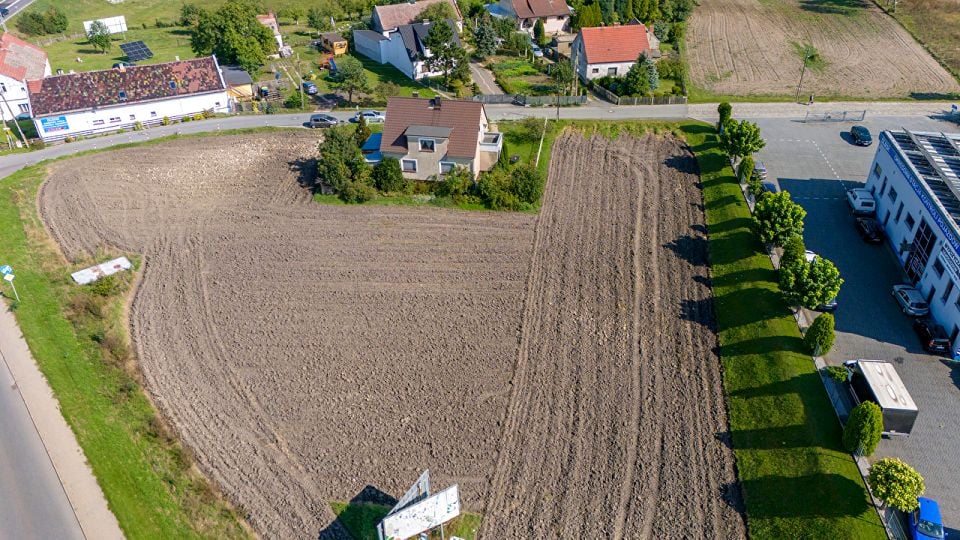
[390,470,430,515]
[378,484,460,540]
[83,15,127,35]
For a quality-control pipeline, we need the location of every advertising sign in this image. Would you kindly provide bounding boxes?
[939,245,960,282]
[378,485,461,540]
[40,116,69,133]
[390,470,430,515]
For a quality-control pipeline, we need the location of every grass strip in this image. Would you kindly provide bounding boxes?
[329,502,480,540]
[680,121,886,538]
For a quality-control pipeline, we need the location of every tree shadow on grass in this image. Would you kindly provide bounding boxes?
[711,266,777,289]
[318,485,396,540]
[741,473,870,518]
[708,230,764,266]
[723,334,807,357]
[289,157,318,193]
[664,234,709,266]
[707,216,754,236]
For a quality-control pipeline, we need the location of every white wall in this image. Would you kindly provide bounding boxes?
[354,31,386,63]
[866,132,960,353]
[542,15,568,34]
[583,60,635,80]
[33,91,230,142]
[0,73,32,121]
[381,33,416,79]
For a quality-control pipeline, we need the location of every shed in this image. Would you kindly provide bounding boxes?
[220,65,254,100]
[320,32,348,56]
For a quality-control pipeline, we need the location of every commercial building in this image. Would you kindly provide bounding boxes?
[28,56,229,142]
[0,33,51,121]
[865,130,960,356]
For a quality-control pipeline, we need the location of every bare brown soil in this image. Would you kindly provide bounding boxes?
[686,0,960,98]
[39,130,744,538]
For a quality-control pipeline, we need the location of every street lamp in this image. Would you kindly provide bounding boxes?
[795,53,814,104]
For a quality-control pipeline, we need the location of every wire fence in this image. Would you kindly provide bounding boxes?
[802,110,867,123]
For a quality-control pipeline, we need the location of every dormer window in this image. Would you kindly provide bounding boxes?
[419,139,435,152]
[169,81,177,89]
[118,90,127,100]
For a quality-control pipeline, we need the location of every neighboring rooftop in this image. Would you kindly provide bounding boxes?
[373,0,462,32]
[0,32,48,81]
[256,12,280,35]
[509,0,571,19]
[397,20,461,60]
[381,97,485,159]
[857,360,917,412]
[320,32,346,43]
[578,24,651,64]
[220,65,253,87]
[887,130,960,230]
[28,56,225,117]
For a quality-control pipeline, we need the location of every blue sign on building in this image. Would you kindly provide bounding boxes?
[40,116,69,133]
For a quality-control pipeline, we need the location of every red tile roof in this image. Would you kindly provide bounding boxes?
[28,57,225,117]
[511,0,570,19]
[0,33,48,81]
[381,97,484,159]
[257,13,280,35]
[373,0,462,31]
[578,25,651,64]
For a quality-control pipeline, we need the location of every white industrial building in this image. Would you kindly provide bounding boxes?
[28,56,230,142]
[865,130,960,355]
[0,33,51,121]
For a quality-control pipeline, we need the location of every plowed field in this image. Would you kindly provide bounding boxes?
[39,130,745,538]
[686,0,960,98]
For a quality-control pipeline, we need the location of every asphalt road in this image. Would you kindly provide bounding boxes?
[469,61,503,95]
[0,0,35,20]
[755,114,960,529]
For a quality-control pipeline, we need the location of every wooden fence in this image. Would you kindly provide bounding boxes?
[471,94,587,106]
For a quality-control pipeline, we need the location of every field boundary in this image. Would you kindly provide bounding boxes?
[865,0,960,84]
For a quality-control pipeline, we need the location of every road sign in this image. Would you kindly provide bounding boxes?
[0,264,11,275]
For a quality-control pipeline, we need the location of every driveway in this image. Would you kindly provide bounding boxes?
[754,114,960,529]
[469,61,503,95]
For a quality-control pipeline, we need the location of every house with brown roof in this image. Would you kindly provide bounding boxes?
[372,0,462,34]
[491,0,571,35]
[354,19,461,81]
[572,24,660,82]
[256,12,284,50]
[28,56,229,142]
[379,96,502,180]
[0,33,51,121]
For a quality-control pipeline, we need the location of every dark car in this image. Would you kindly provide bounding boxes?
[302,81,318,95]
[308,113,338,128]
[850,125,873,146]
[855,217,884,243]
[913,318,950,354]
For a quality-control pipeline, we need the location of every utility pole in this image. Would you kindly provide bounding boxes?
[794,54,812,104]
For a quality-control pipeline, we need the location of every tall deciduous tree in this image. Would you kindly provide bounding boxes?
[317,126,372,201]
[87,20,112,54]
[533,18,547,46]
[43,7,69,33]
[372,158,408,192]
[868,458,925,512]
[415,2,456,22]
[720,118,766,160]
[190,0,275,75]
[842,401,882,456]
[330,56,370,103]
[753,191,805,247]
[307,7,330,33]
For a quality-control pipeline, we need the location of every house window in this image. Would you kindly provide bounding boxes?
[129,114,136,120]
[18,103,29,113]
[150,111,157,117]
[419,139,435,152]
[92,119,105,126]
[888,186,897,203]
[169,81,177,89]
[894,202,904,223]
[118,90,127,100]
[109,117,121,123]
[942,280,954,303]
[873,163,882,178]
[607,67,618,76]
[401,159,417,172]
[215,101,221,107]
[878,177,887,198]
[934,258,945,277]
[440,161,455,174]
[0,82,6,93]
[591,67,599,74]
[905,213,915,230]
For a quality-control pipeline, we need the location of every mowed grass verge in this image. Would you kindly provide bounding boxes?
[0,135,275,538]
[680,121,886,538]
[329,502,481,540]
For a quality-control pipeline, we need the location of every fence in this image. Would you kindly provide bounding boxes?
[470,94,587,106]
[802,110,867,123]
[589,83,687,105]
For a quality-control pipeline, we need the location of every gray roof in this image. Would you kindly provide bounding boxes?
[405,124,453,138]
[887,130,960,230]
[355,29,389,42]
[220,65,253,86]
[397,19,460,60]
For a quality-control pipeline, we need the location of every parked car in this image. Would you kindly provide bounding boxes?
[308,113,339,128]
[754,160,768,181]
[913,318,950,354]
[804,250,818,263]
[531,45,544,57]
[302,81,318,95]
[846,188,877,215]
[892,284,931,317]
[850,125,873,146]
[351,110,385,123]
[815,297,839,312]
[855,217,884,243]
[909,497,945,540]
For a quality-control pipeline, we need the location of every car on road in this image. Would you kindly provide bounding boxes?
[893,284,931,317]
[913,318,950,354]
[909,497,945,540]
[531,45,544,57]
[308,113,339,128]
[754,160,768,181]
[850,125,873,146]
[351,110,385,123]
[855,217,885,243]
[846,188,877,215]
[302,81,318,95]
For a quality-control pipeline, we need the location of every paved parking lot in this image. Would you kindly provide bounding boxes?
[753,114,960,529]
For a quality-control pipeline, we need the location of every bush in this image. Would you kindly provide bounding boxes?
[340,181,376,203]
[510,164,544,205]
[435,166,473,198]
[161,116,171,126]
[868,458,925,511]
[87,275,121,297]
[825,365,849,383]
[371,158,407,192]
[478,169,520,210]
[192,113,204,121]
[133,121,144,131]
[804,313,835,355]
[843,401,883,456]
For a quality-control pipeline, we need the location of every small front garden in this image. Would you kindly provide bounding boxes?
[592,53,685,98]
[487,57,555,96]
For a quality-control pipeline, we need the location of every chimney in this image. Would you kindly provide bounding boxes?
[432,96,441,108]
[56,68,64,75]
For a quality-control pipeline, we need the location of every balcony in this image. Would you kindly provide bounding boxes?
[480,132,502,150]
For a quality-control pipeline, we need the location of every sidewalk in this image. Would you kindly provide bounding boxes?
[689,101,958,121]
[0,305,124,540]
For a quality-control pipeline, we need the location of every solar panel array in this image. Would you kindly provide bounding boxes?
[120,40,153,62]
[893,131,960,226]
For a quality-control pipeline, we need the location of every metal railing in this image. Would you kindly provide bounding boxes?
[802,110,867,123]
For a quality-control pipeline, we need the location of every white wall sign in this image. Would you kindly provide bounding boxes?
[83,16,128,35]
[378,485,460,540]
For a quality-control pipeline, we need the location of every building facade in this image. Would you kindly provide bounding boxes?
[494,0,571,35]
[0,33,51,122]
[29,56,229,142]
[354,20,460,81]
[573,24,660,82]
[865,130,960,356]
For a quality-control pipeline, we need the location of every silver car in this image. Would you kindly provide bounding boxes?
[892,284,930,317]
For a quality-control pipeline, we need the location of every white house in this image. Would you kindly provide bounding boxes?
[354,20,460,81]
[379,97,502,180]
[0,33,51,121]
[491,0,571,35]
[257,12,284,50]
[864,130,960,356]
[28,56,230,142]
[572,24,660,81]
[372,0,462,33]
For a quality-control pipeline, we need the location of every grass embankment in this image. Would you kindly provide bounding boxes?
[873,0,960,85]
[0,136,272,538]
[679,121,886,538]
[329,502,481,540]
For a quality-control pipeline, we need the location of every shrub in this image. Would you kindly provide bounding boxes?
[478,169,519,210]
[435,166,473,198]
[718,101,732,127]
[133,121,144,131]
[371,158,407,192]
[161,116,171,126]
[804,313,835,355]
[825,365,849,383]
[843,401,883,456]
[737,155,754,184]
[340,181,376,203]
[87,275,122,297]
[868,458,925,512]
[510,164,544,205]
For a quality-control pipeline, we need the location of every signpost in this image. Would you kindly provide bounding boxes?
[1,265,19,302]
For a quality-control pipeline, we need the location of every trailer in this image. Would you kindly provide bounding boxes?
[844,360,918,436]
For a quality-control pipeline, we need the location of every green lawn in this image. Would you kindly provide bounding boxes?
[487,57,554,96]
[40,26,195,74]
[329,502,480,540]
[677,121,886,538]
